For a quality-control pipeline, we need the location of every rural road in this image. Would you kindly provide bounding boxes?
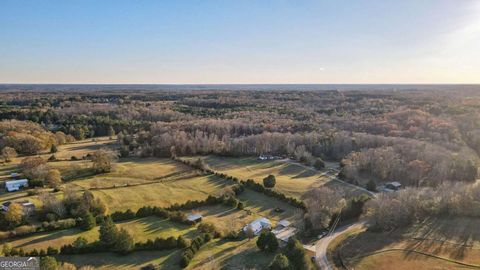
[315,221,367,270]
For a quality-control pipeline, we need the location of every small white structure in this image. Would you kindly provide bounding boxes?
[5,179,29,192]
[1,201,12,212]
[278,220,290,228]
[386,181,402,191]
[10,173,19,178]
[275,227,297,243]
[243,218,271,235]
[186,213,203,223]
[22,202,36,216]
[2,201,36,216]
[272,219,297,244]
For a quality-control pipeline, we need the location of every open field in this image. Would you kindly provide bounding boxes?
[6,217,196,251]
[185,156,367,198]
[52,157,197,187]
[58,250,182,270]
[337,217,480,270]
[91,174,235,212]
[188,238,276,270]
[48,137,118,160]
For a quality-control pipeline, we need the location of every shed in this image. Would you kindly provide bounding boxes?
[5,179,28,192]
[274,227,297,243]
[187,213,203,223]
[22,202,36,216]
[386,181,402,191]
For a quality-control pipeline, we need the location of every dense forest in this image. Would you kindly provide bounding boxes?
[1,88,479,188]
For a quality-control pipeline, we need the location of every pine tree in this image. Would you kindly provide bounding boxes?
[115,228,135,254]
[81,212,96,230]
[99,216,118,247]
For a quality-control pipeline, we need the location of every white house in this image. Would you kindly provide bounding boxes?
[243,218,271,235]
[5,179,29,192]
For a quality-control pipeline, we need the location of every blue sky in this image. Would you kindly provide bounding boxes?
[1,0,479,83]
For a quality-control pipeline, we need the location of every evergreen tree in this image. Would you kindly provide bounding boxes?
[256,230,268,250]
[266,232,279,252]
[366,179,377,192]
[263,175,276,188]
[115,228,135,254]
[285,238,312,270]
[81,212,96,230]
[269,254,290,270]
[50,144,58,153]
[99,216,118,247]
[108,126,116,137]
[40,256,58,270]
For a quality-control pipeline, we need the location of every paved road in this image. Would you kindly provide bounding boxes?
[315,221,367,270]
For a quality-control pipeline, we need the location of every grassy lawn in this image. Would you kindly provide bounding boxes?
[338,217,480,270]
[50,137,118,160]
[186,156,328,198]
[186,156,366,199]
[351,251,475,270]
[54,157,197,187]
[188,238,275,270]
[91,174,235,212]
[6,217,196,251]
[57,250,183,270]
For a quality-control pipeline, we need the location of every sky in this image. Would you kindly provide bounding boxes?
[0,0,479,84]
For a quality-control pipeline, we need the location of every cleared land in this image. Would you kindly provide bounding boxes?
[6,217,196,251]
[186,156,365,198]
[49,137,118,160]
[51,157,197,187]
[337,217,480,270]
[188,238,276,269]
[91,174,235,212]
[58,250,182,270]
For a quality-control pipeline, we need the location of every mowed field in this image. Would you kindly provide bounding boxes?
[6,217,197,252]
[47,137,118,160]
[186,156,365,198]
[58,250,182,270]
[337,217,480,270]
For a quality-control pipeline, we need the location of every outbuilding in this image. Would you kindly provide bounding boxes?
[5,179,29,192]
[187,213,203,223]
[386,181,402,191]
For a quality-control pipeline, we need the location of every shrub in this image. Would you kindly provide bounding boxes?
[114,228,134,254]
[13,225,37,236]
[177,236,189,248]
[269,254,290,270]
[366,179,377,192]
[81,212,96,230]
[263,175,276,188]
[40,256,58,270]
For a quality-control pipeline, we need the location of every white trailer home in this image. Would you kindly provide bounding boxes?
[5,179,29,192]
